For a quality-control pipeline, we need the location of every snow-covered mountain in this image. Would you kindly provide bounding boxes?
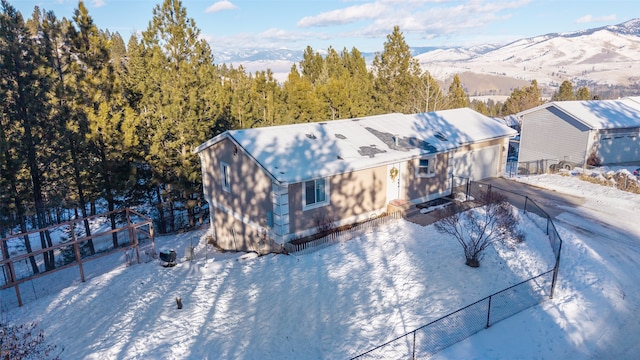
[215,19,640,96]
[417,18,640,96]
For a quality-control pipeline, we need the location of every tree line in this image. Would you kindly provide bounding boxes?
[0,0,591,239]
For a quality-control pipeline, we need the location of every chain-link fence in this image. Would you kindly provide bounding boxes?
[506,159,559,177]
[467,181,562,285]
[353,270,553,359]
[352,181,563,359]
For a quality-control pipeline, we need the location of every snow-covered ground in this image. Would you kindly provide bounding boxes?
[2,173,639,359]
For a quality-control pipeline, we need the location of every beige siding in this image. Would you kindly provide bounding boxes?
[199,138,273,251]
[201,136,512,246]
[288,166,387,235]
[449,138,509,180]
[405,153,450,201]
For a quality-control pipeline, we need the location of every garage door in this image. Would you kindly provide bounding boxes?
[450,145,499,181]
[599,134,639,164]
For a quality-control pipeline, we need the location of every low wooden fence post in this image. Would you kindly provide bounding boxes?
[71,228,85,283]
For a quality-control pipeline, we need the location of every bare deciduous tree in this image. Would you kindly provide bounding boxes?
[435,190,523,267]
[0,321,62,359]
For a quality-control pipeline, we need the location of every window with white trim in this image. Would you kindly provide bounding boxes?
[417,156,436,177]
[303,178,329,210]
[221,162,231,192]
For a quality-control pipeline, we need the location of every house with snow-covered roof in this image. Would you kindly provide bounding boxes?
[517,97,640,166]
[195,108,516,253]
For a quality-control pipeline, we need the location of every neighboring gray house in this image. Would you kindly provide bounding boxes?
[195,108,516,253]
[518,97,640,165]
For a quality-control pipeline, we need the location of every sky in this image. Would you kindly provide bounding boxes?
[10,0,639,54]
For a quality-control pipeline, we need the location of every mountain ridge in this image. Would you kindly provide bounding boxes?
[216,18,640,97]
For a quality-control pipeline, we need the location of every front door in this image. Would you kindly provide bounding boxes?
[386,163,401,202]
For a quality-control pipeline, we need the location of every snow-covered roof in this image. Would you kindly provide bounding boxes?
[196,108,517,184]
[498,115,520,127]
[627,96,640,105]
[520,97,640,130]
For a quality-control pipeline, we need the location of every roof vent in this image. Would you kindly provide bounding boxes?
[435,132,448,141]
[305,133,317,140]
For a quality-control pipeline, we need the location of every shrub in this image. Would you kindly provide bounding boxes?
[586,152,601,167]
[435,190,522,267]
[0,321,62,360]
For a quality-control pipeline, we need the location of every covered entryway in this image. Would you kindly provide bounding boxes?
[386,163,401,202]
[450,145,499,181]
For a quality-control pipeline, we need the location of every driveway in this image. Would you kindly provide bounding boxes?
[478,177,585,218]
[404,176,585,226]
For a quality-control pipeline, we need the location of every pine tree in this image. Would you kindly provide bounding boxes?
[447,74,469,109]
[502,80,543,115]
[341,47,376,116]
[300,45,325,86]
[575,86,591,101]
[372,26,423,114]
[0,0,56,269]
[34,7,99,253]
[552,80,576,101]
[250,69,282,127]
[283,64,322,123]
[470,99,489,115]
[138,0,220,231]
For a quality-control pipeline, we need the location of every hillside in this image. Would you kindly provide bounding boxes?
[417,19,640,97]
[221,19,640,98]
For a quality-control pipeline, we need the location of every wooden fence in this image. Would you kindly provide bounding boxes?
[284,212,402,255]
[1,208,154,307]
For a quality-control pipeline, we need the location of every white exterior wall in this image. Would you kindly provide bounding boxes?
[271,183,290,244]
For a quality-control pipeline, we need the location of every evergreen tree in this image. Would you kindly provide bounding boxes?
[224,65,253,129]
[470,99,489,115]
[0,0,56,269]
[552,80,576,101]
[35,7,100,253]
[316,47,347,120]
[138,0,220,231]
[108,31,126,66]
[341,47,376,116]
[300,45,325,86]
[447,74,469,109]
[67,2,135,247]
[250,69,282,127]
[283,64,322,123]
[575,86,591,100]
[372,26,423,114]
[502,80,543,115]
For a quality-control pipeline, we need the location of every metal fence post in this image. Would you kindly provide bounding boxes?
[466,178,470,199]
[486,296,492,328]
[546,217,550,235]
[412,330,417,360]
[550,241,562,299]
